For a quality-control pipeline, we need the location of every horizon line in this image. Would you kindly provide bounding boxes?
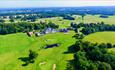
[0,6,115,9]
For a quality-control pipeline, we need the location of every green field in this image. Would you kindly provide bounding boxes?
[82,15,115,24]
[0,31,76,70]
[83,31,115,44]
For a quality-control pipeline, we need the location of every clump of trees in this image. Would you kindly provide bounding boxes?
[9,18,15,22]
[21,15,37,22]
[67,40,115,70]
[0,22,59,34]
[63,14,75,20]
[100,15,109,18]
[71,22,115,35]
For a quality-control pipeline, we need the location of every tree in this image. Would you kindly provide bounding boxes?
[88,49,103,61]
[29,50,38,61]
[66,62,74,70]
[98,43,107,49]
[88,63,98,70]
[47,22,59,28]
[0,19,5,23]
[106,43,113,48]
[98,62,112,70]
[81,14,85,20]
[73,33,84,39]
[74,51,89,70]
[9,19,14,22]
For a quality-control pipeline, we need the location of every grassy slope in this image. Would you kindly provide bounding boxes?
[83,31,115,44]
[0,31,76,70]
[83,31,115,55]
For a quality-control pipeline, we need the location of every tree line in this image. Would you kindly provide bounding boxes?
[71,22,115,35]
[0,22,59,35]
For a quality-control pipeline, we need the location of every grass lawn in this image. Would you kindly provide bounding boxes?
[83,31,115,44]
[0,31,76,70]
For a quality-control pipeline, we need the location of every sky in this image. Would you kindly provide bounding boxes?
[0,0,115,8]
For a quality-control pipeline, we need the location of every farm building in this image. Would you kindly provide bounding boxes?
[43,28,58,34]
[26,32,33,37]
[59,28,69,33]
